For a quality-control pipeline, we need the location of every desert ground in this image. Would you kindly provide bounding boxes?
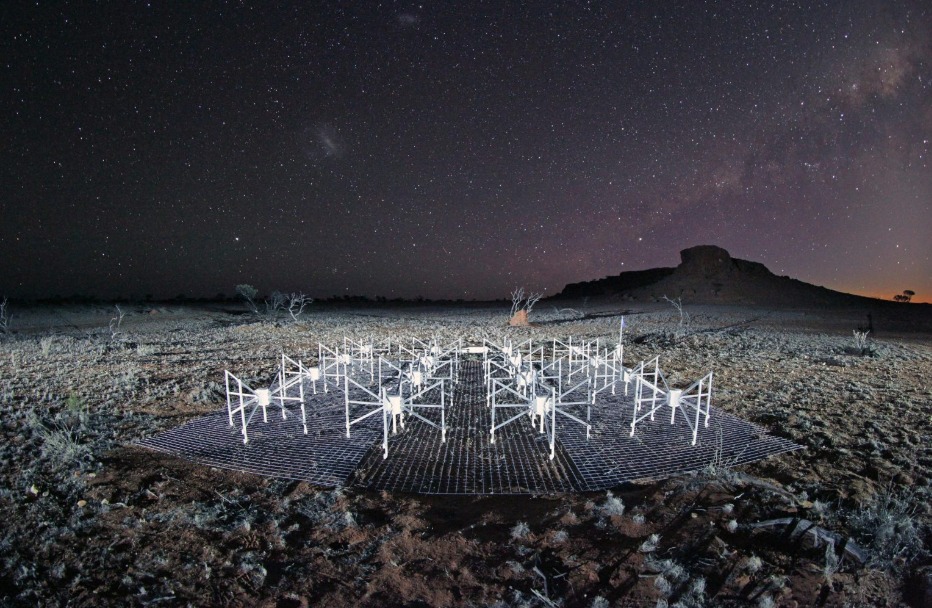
[0,300,929,607]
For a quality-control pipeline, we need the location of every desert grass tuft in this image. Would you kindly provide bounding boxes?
[846,484,926,572]
[639,533,661,553]
[600,490,625,516]
[510,521,530,541]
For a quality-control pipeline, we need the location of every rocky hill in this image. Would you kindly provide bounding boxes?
[556,245,896,307]
[559,267,675,299]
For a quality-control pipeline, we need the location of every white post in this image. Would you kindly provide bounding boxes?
[630,374,640,437]
[691,383,701,445]
[650,358,659,420]
[536,395,548,434]
[382,387,389,459]
[278,355,287,420]
[308,366,320,394]
[255,389,270,423]
[441,379,446,443]
[225,371,233,427]
[299,364,307,434]
[668,389,682,424]
[344,372,351,438]
[320,343,328,394]
[490,384,497,444]
[238,377,248,443]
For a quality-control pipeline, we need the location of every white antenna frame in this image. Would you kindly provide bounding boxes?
[630,356,664,436]
[218,327,715,469]
[671,371,714,445]
[276,353,308,434]
[224,370,268,444]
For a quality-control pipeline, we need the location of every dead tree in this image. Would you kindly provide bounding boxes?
[109,304,125,341]
[662,295,690,338]
[510,287,525,318]
[287,292,312,322]
[509,286,544,326]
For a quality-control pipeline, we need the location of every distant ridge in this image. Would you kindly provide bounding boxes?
[560,267,676,299]
[556,245,895,307]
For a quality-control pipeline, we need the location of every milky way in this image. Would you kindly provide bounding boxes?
[1,2,929,301]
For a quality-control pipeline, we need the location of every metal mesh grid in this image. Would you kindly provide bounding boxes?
[353,361,585,494]
[138,391,381,487]
[138,361,801,494]
[557,391,801,491]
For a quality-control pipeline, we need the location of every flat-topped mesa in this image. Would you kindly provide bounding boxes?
[679,244,733,270]
[650,245,856,304]
[555,244,888,307]
[676,245,772,279]
[555,245,776,302]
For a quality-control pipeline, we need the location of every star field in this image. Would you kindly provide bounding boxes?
[1,2,930,301]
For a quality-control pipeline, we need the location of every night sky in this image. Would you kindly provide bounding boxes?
[2,2,930,302]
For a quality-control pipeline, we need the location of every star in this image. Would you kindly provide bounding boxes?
[0,2,927,302]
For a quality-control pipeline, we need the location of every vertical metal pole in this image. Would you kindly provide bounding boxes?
[482,359,492,407]
[299,359,307,434]
[650,358,658,421]
[630,375,640,437]
[344,371,351,438]
[539,396,545,434]
[279,357,287,420]
[692,383,701,446]
[319,344,327,394]
[490,381,496,444]
[382,387,389,459]
[558,358,563,396]
[225,371,233,427]
[239,378,248,443]
[591,366,597,404]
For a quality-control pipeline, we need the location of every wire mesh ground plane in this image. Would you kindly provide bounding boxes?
[139,391,381,487]
[139,354,801,495]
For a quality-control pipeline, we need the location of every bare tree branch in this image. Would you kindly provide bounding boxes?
[287,292,312,322]
[662,295,690,338]
[109,304,125,341]
[524,292,543,315]
[510,287,525,318]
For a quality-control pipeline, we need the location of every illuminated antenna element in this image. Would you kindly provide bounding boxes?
[143,329,799,495]
[224,370,268,444]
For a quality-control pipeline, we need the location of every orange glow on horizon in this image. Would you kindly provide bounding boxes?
[835,287,929,305]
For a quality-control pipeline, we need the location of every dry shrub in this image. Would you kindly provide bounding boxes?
[846,485,927,572]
